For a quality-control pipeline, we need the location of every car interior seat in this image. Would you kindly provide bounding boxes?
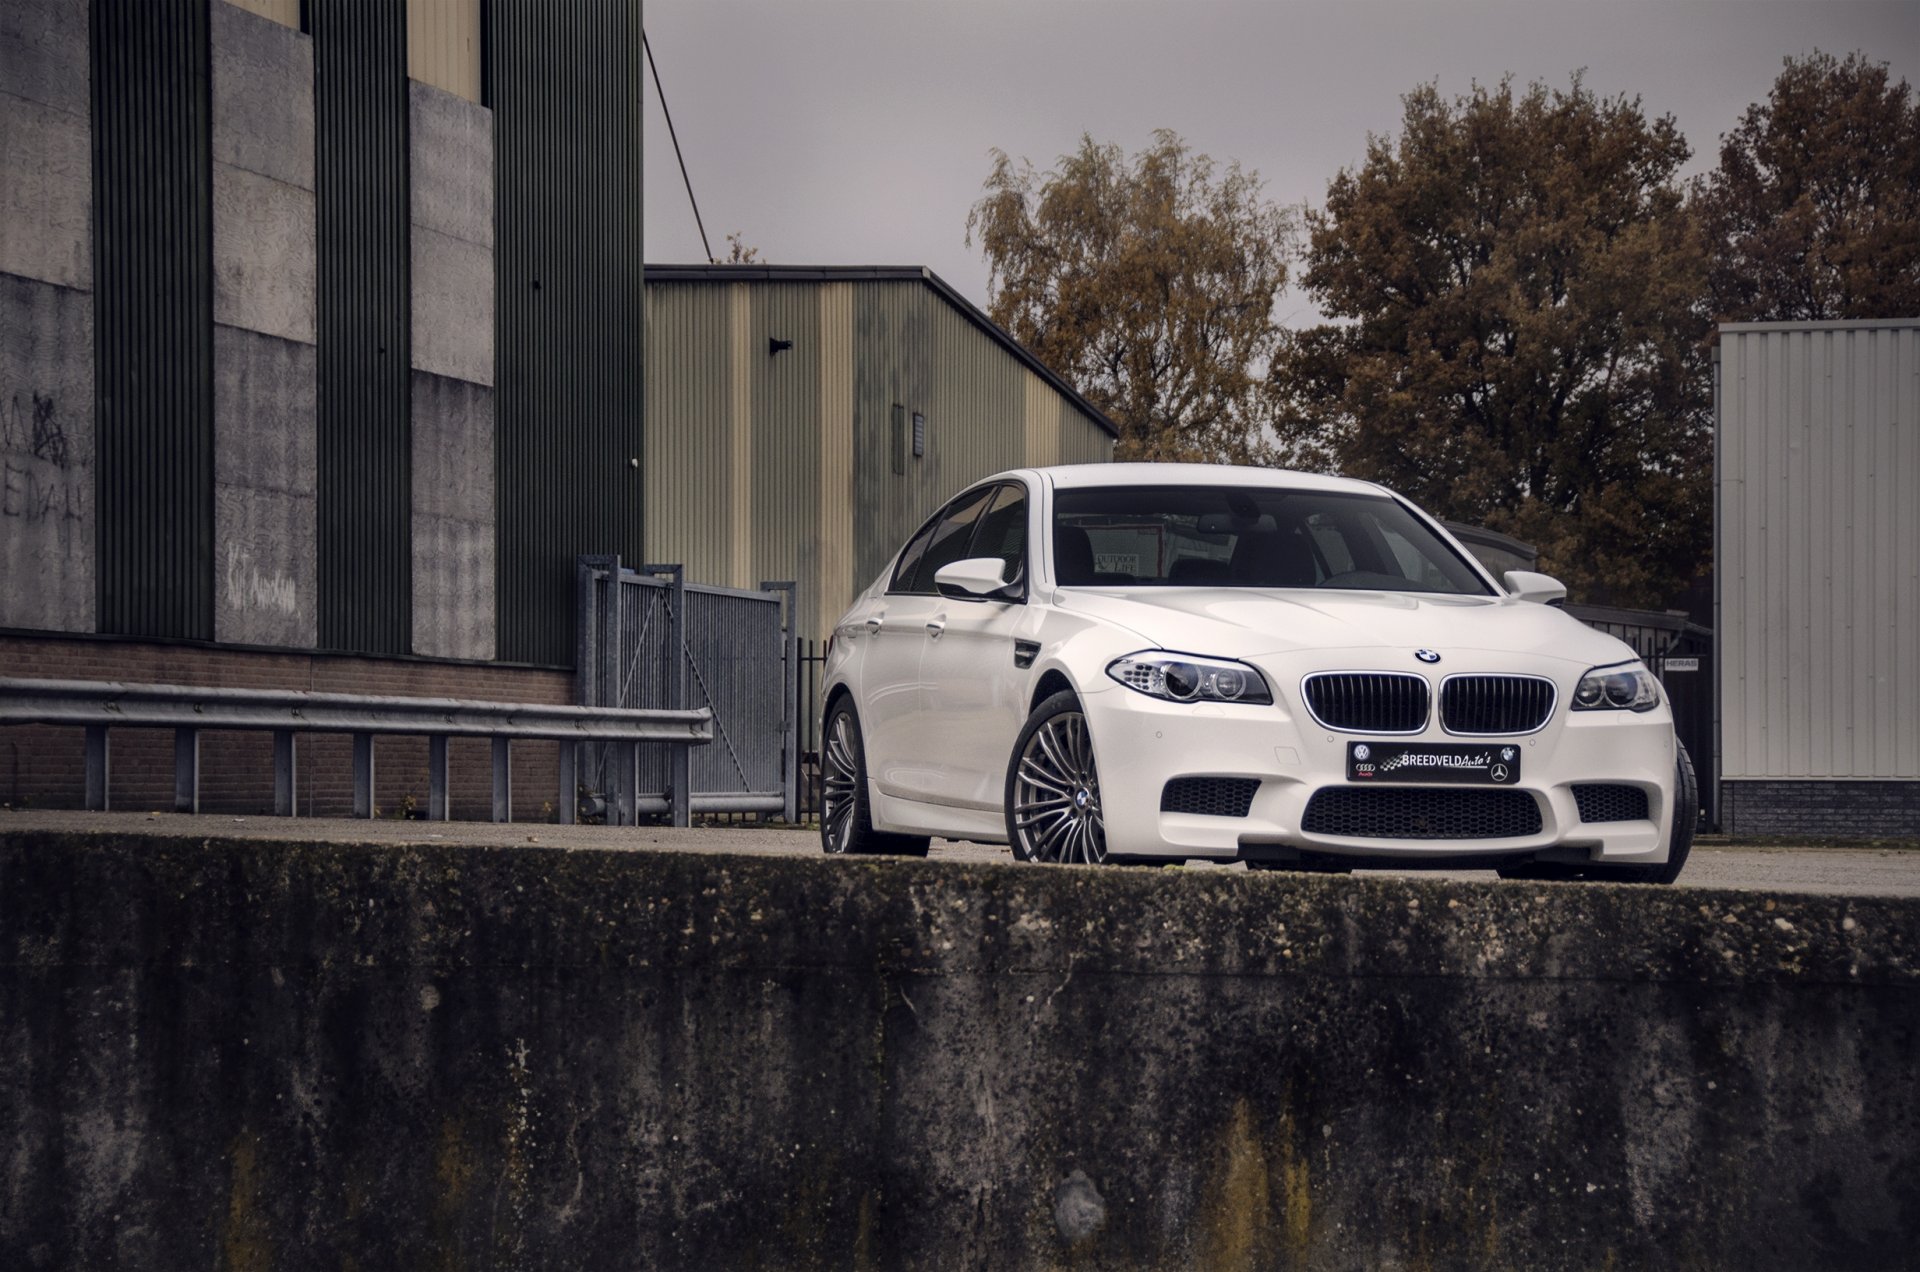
[1230,527,1318,587]
[1054,525,1097,586]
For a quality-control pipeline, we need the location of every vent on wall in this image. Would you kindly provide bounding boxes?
[912,411,926,458]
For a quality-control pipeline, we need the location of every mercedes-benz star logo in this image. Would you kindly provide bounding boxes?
[1490,763,1510,782]
[1415,649,1441,664]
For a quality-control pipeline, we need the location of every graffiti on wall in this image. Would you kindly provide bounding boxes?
[1,391,88,528]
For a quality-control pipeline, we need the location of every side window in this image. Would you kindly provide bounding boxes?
[890,488,998,599]
[970,483,1028,590]
[906,485,997,594]
[888,515,942,594]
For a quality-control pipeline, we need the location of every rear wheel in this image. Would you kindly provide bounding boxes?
[1004,691,1107,864]
[819,699,930,857]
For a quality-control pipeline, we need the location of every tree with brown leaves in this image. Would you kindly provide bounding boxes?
[1271,78,1712,608]
[1701,51,1920,323]
[968,131,1294,462]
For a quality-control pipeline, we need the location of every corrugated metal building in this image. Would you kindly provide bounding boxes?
[1715,318,1920,837]
[644,266,1118,640]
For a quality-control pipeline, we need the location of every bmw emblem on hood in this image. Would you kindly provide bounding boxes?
[1415,649,1441,664]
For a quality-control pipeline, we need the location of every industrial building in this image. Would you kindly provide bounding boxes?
[1,0,639,814]
[0,4,1115,816]
[644,265,1117,640]
[1715,318,1920,838]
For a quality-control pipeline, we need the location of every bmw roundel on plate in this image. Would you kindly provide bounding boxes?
[819,464,1695,883]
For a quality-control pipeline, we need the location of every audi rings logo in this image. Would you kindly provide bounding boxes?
[1414,649,1441,664]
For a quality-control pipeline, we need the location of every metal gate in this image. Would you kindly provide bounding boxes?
[576,557,798,825]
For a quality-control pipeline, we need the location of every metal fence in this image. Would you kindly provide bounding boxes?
[576,557,799,825]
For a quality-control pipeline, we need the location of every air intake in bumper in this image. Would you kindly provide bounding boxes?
[1302,787,1543,839]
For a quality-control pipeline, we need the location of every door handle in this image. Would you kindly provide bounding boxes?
[866,616,883,635]
[925,618,946,638]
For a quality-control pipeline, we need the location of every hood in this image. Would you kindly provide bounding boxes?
[1051,586,1635,667]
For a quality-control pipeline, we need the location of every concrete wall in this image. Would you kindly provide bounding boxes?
[408,80,495,661]
[210,0,318,648]
[0,0,94,633]
[2,835,1913,1269]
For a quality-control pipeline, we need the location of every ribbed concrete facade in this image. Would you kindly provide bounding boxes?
[1717,319,1920,836]
[0,0,93,634]
[644,268,1118,641]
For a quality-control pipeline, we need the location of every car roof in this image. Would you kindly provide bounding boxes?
[1026,462,1390,497]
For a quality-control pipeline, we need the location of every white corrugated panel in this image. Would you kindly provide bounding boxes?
[1718,320,1920,780]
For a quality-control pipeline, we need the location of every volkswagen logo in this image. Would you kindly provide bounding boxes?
[1414,649,1441,664]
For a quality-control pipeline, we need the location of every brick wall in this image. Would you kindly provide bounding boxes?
[0,634,574,820]
[1721,780,1920,840]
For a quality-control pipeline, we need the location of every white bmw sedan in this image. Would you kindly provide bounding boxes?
[820,464,1695,883]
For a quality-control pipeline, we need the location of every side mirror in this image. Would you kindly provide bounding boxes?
[935,557,1019,601]
[1503,570,1567,606]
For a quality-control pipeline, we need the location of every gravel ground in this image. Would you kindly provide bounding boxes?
[5,809,1918,897]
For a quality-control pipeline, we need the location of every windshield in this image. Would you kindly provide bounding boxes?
[1052,485,1494,596]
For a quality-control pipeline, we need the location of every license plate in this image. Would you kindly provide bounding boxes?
[1347,741,1522,785]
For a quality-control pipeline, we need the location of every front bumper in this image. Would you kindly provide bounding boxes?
[1080,670,1678,864]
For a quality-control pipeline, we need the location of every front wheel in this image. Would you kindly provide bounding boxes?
[1004,691,1107,864]
[1588,740,1698,885]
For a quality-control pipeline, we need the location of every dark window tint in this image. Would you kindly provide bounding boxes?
[906,485,997,593]
[970,483,1028,589]
[1052,486,1492,595]
[889,515,942,593]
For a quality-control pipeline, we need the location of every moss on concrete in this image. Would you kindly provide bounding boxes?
[2,830,1917,1269]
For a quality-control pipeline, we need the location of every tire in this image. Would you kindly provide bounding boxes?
[1004,690,1107,865]
[819,698,930,858]
[1589,740,1698,885]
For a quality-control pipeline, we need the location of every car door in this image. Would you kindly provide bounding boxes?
[918,481,1035,810]
[860,485,996,799]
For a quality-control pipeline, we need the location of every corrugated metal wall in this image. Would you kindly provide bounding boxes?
[313,0,413,654]
[489,0,645,666]
[645,276,1113,641]
[91,0,215,639]
[1719,320,1920,781]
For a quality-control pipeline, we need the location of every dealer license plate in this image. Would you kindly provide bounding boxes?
[1347,741,1522,785]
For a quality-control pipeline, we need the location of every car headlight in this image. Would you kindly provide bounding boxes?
[1571,661,1661,712]
[1106,652,1273,705]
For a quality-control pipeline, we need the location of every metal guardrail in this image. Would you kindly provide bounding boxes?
[0,678,713,823]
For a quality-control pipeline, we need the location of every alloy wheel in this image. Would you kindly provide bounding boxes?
[1012,711,1106,864]
[821,710,859,853]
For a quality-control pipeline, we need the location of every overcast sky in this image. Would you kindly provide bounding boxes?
[641,0,1919,325]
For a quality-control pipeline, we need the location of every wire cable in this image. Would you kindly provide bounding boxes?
[643,30,713,263]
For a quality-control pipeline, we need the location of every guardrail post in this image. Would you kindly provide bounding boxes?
[612,740,636,825]
[273,730,297,816]
[428,736,449,820]
[352,733,375,818]
[84,725,109,811]
[668,566,690,828]
[557,739,577,824]
[491,737,511,823]
[173,728,199,814]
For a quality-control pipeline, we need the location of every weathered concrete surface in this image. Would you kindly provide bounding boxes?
[0,273,93,633]
[2,832,1914,1270]
[410,80,494,388]
[212,326,318,647]
[208,0,316,650]
[0,0,90,292]
[410,370,495,660]
[1,0,93,636]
